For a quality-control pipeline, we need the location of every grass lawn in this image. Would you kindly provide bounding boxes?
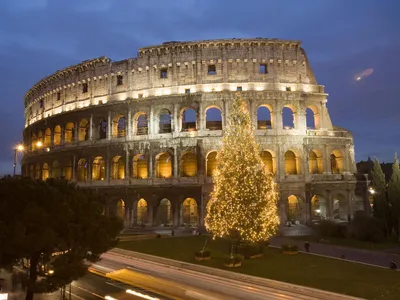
[118,236,400,300]
[290,235,400,251]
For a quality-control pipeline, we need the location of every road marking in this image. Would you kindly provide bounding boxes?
[72,284,106,299]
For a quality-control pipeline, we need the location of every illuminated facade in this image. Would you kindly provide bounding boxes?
[22,38,368,228]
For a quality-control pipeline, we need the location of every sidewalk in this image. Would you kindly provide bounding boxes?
[270,236,400,268]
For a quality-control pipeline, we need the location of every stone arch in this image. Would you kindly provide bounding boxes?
[42,163,49,181]
[261,150,276,174]
[181,151,197,177]
[54,125,62,145]
[31,133,37,150]
[206,151,218,177]
[63,159,73,180]
[37,130,43,145]
[92,156,105,180]
[132,154,148,179]
[181,107,197,131]
[135,112,148,135]
[116,199,125,220]
[284,150,299,175]
[331,150,344,173]
[156,152,172,178]
[35,163,40,179]
[181,198,198,226]
[286,195,302,223]
[64,122,75,144]
[52,161,61,178]
[159,109,172,133]
[78,119,89,141]
[333,193,348,221]
[99,118,107,139]
[257,105,273,129]
[155,198,172,226]
[205,106,222,130]
[308,149,324,174]
[306,105,320,129]
[77,158,88,181]
[111,155,125,179]
[112,114,126,138]
[282,105,296,129]
[137,198,148,225]
[44,128,51,147]
[311,194,328,220]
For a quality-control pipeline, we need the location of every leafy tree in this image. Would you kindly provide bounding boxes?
[371,158,391,236]
[388,154,400,240]
[0,177,123,300]
[205,94,280,245]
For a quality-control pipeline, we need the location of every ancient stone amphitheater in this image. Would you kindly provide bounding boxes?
[21,38,368,228]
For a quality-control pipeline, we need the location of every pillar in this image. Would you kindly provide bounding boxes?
[72,155,76,181]
[327,190,333,219]
[324,145,331,173]
[107,111,112,140]
[89,113,93,140]
[125,147,130,179]
[274,104,283,130]
[199,101,204,131]
[173,103,179,135]
[147,205,153,226]
[105,155,110,182]
[148,152,153,178]
[149,106,154,136]
[173,202,180,227]
[74,122,79,143]
[127,107,132,139]
[173,146,178,178]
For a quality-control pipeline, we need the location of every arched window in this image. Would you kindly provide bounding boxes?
[182,108,196,131]
[257,106,272,129]
[137,199,148,224]
[77,159,88,181]
[261,151,274,174]
[64,122,74,143]
[99,119,107,140]
[287,195,301,223]
[331,150,344,174]
[37,130,43,145]
[42,163,49,181]
[205,107,222,130]
[54,125,62,145]
[156,152,172,178]
[306,106,320,129]
[52,161,61,178]
[159,109,172,133]
[44,128,51,147]
[133,154,148,179]
[92,156,105,180]
[309,150,323,174]
[181,198,198,226]
[206,151,217,177]
[78,119,89,141]
[112,115,126,138]
[155,198,172,226]
[181,152,197,177]
[116,199,125,220]
[63,160,73,181]
[282,106,295,129]
[136,113,148,135]
[284,150,298,175]
[35,164,40,179]
[111,156,125,179]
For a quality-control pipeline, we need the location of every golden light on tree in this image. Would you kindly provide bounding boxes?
[205,94,280,243]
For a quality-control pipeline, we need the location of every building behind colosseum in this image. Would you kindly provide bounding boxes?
[21,38,369,229]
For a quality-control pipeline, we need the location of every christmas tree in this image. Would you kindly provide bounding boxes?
[205,94,280,243]
[388,153,400,240]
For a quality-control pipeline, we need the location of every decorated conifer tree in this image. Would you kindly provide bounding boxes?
[205,94,280,243]
[388,153,400,240]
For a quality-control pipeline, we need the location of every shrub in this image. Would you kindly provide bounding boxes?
[224,254,243,265]
[348,211,385,243]
[195,250,211,258]
[237,243,262,259]
[281,244,298,252]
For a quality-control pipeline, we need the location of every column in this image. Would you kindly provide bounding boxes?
[60,126,65,145]
[198,101,204,131]
[127,107,132,139]
[107,111,112,140]
[149,106,154,136]
[324,145,331,173]
[105,154,110,182]
[173,202,179,227]
[148,151,153,178]
[125,147,130,179]
[173,146,178,178]
[89,113,93,140]
[87,158,92,181]
[347,189,354,219]
[74,122,79,143]
[344,146,349,173]
[72,155,76,181]
[326,190,333,219]
[296,110,307,132]
[173,103,179,135]
[147,205,153,226]
[200,191,205,227]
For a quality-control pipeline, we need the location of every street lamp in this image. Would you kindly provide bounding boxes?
[36,141,43,148]
[13,144,24,176]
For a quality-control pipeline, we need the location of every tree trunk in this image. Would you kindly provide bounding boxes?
[25,252,39,300]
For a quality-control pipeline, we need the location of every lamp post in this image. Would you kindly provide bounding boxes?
[13,144,24,176]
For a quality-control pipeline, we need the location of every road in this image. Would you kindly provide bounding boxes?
[92,252,361,300]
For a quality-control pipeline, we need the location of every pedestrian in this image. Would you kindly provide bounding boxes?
[390,261,398,270]
[304,241,310,252]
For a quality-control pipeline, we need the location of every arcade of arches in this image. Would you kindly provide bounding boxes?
[114,197,200,227]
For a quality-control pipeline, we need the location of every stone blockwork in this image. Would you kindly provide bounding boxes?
[21,38,368,228]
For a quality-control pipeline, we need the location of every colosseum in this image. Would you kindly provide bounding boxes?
[21,38,369,229]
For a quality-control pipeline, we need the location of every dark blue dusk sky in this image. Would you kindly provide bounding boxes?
[1,0,399,174]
